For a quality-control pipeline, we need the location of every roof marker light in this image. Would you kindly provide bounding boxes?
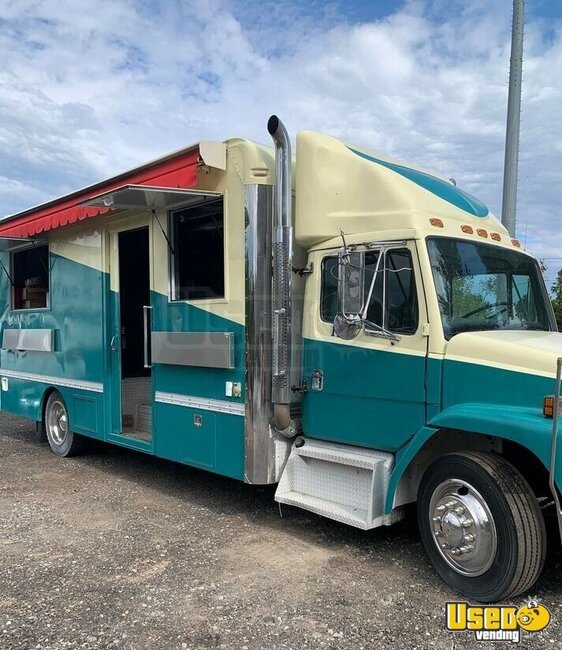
[490,233,501,241]
[477,229,488,238]
[430,218,444,228]
[512,239,521,247]
[461,225,473,234]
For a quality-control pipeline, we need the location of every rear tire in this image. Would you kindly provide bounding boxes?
[44,390,85,457]
[417,451,546,603]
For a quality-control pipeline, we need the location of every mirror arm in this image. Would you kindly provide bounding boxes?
[363,319,401,344]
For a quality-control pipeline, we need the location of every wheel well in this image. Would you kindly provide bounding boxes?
[500,438,550,499]
[40,386,58,424]
[394,429,550,508]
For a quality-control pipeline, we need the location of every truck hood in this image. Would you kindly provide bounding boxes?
[444,330,562,378]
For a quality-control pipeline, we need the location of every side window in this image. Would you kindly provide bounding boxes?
[385,249,418,333]
[12,245,49,310]
[320,248,418,334]
[170,199,224,301]
[320,256,339,322]
[321,252,382,324]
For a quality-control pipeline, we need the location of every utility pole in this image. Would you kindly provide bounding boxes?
[501,0,525,237]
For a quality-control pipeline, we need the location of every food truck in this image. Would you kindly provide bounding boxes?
[1,116,560,603]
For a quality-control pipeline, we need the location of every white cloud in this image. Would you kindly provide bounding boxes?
[0,0,561,280]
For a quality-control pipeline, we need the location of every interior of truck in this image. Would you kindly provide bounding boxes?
[118,227,152,442]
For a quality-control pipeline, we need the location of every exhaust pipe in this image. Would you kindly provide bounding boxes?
[267,115,295,437]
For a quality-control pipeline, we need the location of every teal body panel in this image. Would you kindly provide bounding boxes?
[384,359,561,512]
[0,252,105,385]
[150,292,246,481]
[154,403,244,480]
[301,338,426,452]
[425,356,442,420]
[0,251,106,430]
[151,292,246,400]
[0,377,104,439]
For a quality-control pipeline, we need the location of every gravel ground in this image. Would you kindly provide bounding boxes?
[1,412,561,650]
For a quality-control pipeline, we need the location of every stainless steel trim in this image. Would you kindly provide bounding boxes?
[2,328,54,352]
[0,368,103,393]
[0,237,42,253]
[143,305,152,369]
[151,331,235,369]
[82,185,222,211]
[155,390,244,416]
[549,357,562,543]
[244,184,275,483]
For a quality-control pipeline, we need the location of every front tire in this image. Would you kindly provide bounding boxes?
[418,451,546,603]
[44,390,85,457]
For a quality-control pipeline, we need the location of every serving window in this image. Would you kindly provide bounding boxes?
[169,199,225,301]
[11,245,49,310]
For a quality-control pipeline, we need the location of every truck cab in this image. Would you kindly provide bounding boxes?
[275,126,561,603]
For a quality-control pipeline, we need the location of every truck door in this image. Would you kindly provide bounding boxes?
[301,242,428,452]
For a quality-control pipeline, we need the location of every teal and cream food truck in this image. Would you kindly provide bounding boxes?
[0,116,560,602]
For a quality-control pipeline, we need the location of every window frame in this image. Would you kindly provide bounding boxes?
[319,245,419,335]
[10,243,51,313]
[167,197,227,304]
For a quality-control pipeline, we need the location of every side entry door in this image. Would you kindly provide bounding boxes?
[106,220,153,448]
[302,241,428,452]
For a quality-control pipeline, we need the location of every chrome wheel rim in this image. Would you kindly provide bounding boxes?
[46,400,68,446]
[429,478,497,577]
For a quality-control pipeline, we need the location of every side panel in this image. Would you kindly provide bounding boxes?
[151,294,246,480]
[0,230,106,437]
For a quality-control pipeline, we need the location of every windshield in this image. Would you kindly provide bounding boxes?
[427,237,554,339]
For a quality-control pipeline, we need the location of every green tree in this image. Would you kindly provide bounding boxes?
[551,269,562,331]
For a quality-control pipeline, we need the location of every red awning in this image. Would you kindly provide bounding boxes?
[0,148,200,238]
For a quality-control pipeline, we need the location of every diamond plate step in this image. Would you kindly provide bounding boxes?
[275,439,400,530]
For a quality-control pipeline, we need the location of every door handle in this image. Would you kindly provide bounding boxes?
[143,305,153,368]
[110,333,118,352]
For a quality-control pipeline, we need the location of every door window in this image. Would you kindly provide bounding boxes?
[320,248,418,334]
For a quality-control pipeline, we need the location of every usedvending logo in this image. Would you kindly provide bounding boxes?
[446,600,551,643]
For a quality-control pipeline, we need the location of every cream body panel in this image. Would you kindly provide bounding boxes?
[295,130,509,249]
[444,330,562,379]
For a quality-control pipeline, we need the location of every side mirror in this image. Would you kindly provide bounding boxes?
[334,251,364,340]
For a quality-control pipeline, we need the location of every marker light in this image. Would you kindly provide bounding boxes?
[461,225,473,234]
[512,239,521,247]
[544,396,556,418]
[490,233,501,241]
[477,229,488,238]
[430,218,444,228]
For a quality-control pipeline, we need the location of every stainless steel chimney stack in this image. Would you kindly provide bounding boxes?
[267,115,295,436]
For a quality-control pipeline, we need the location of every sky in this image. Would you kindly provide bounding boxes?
[0,0,561,284]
